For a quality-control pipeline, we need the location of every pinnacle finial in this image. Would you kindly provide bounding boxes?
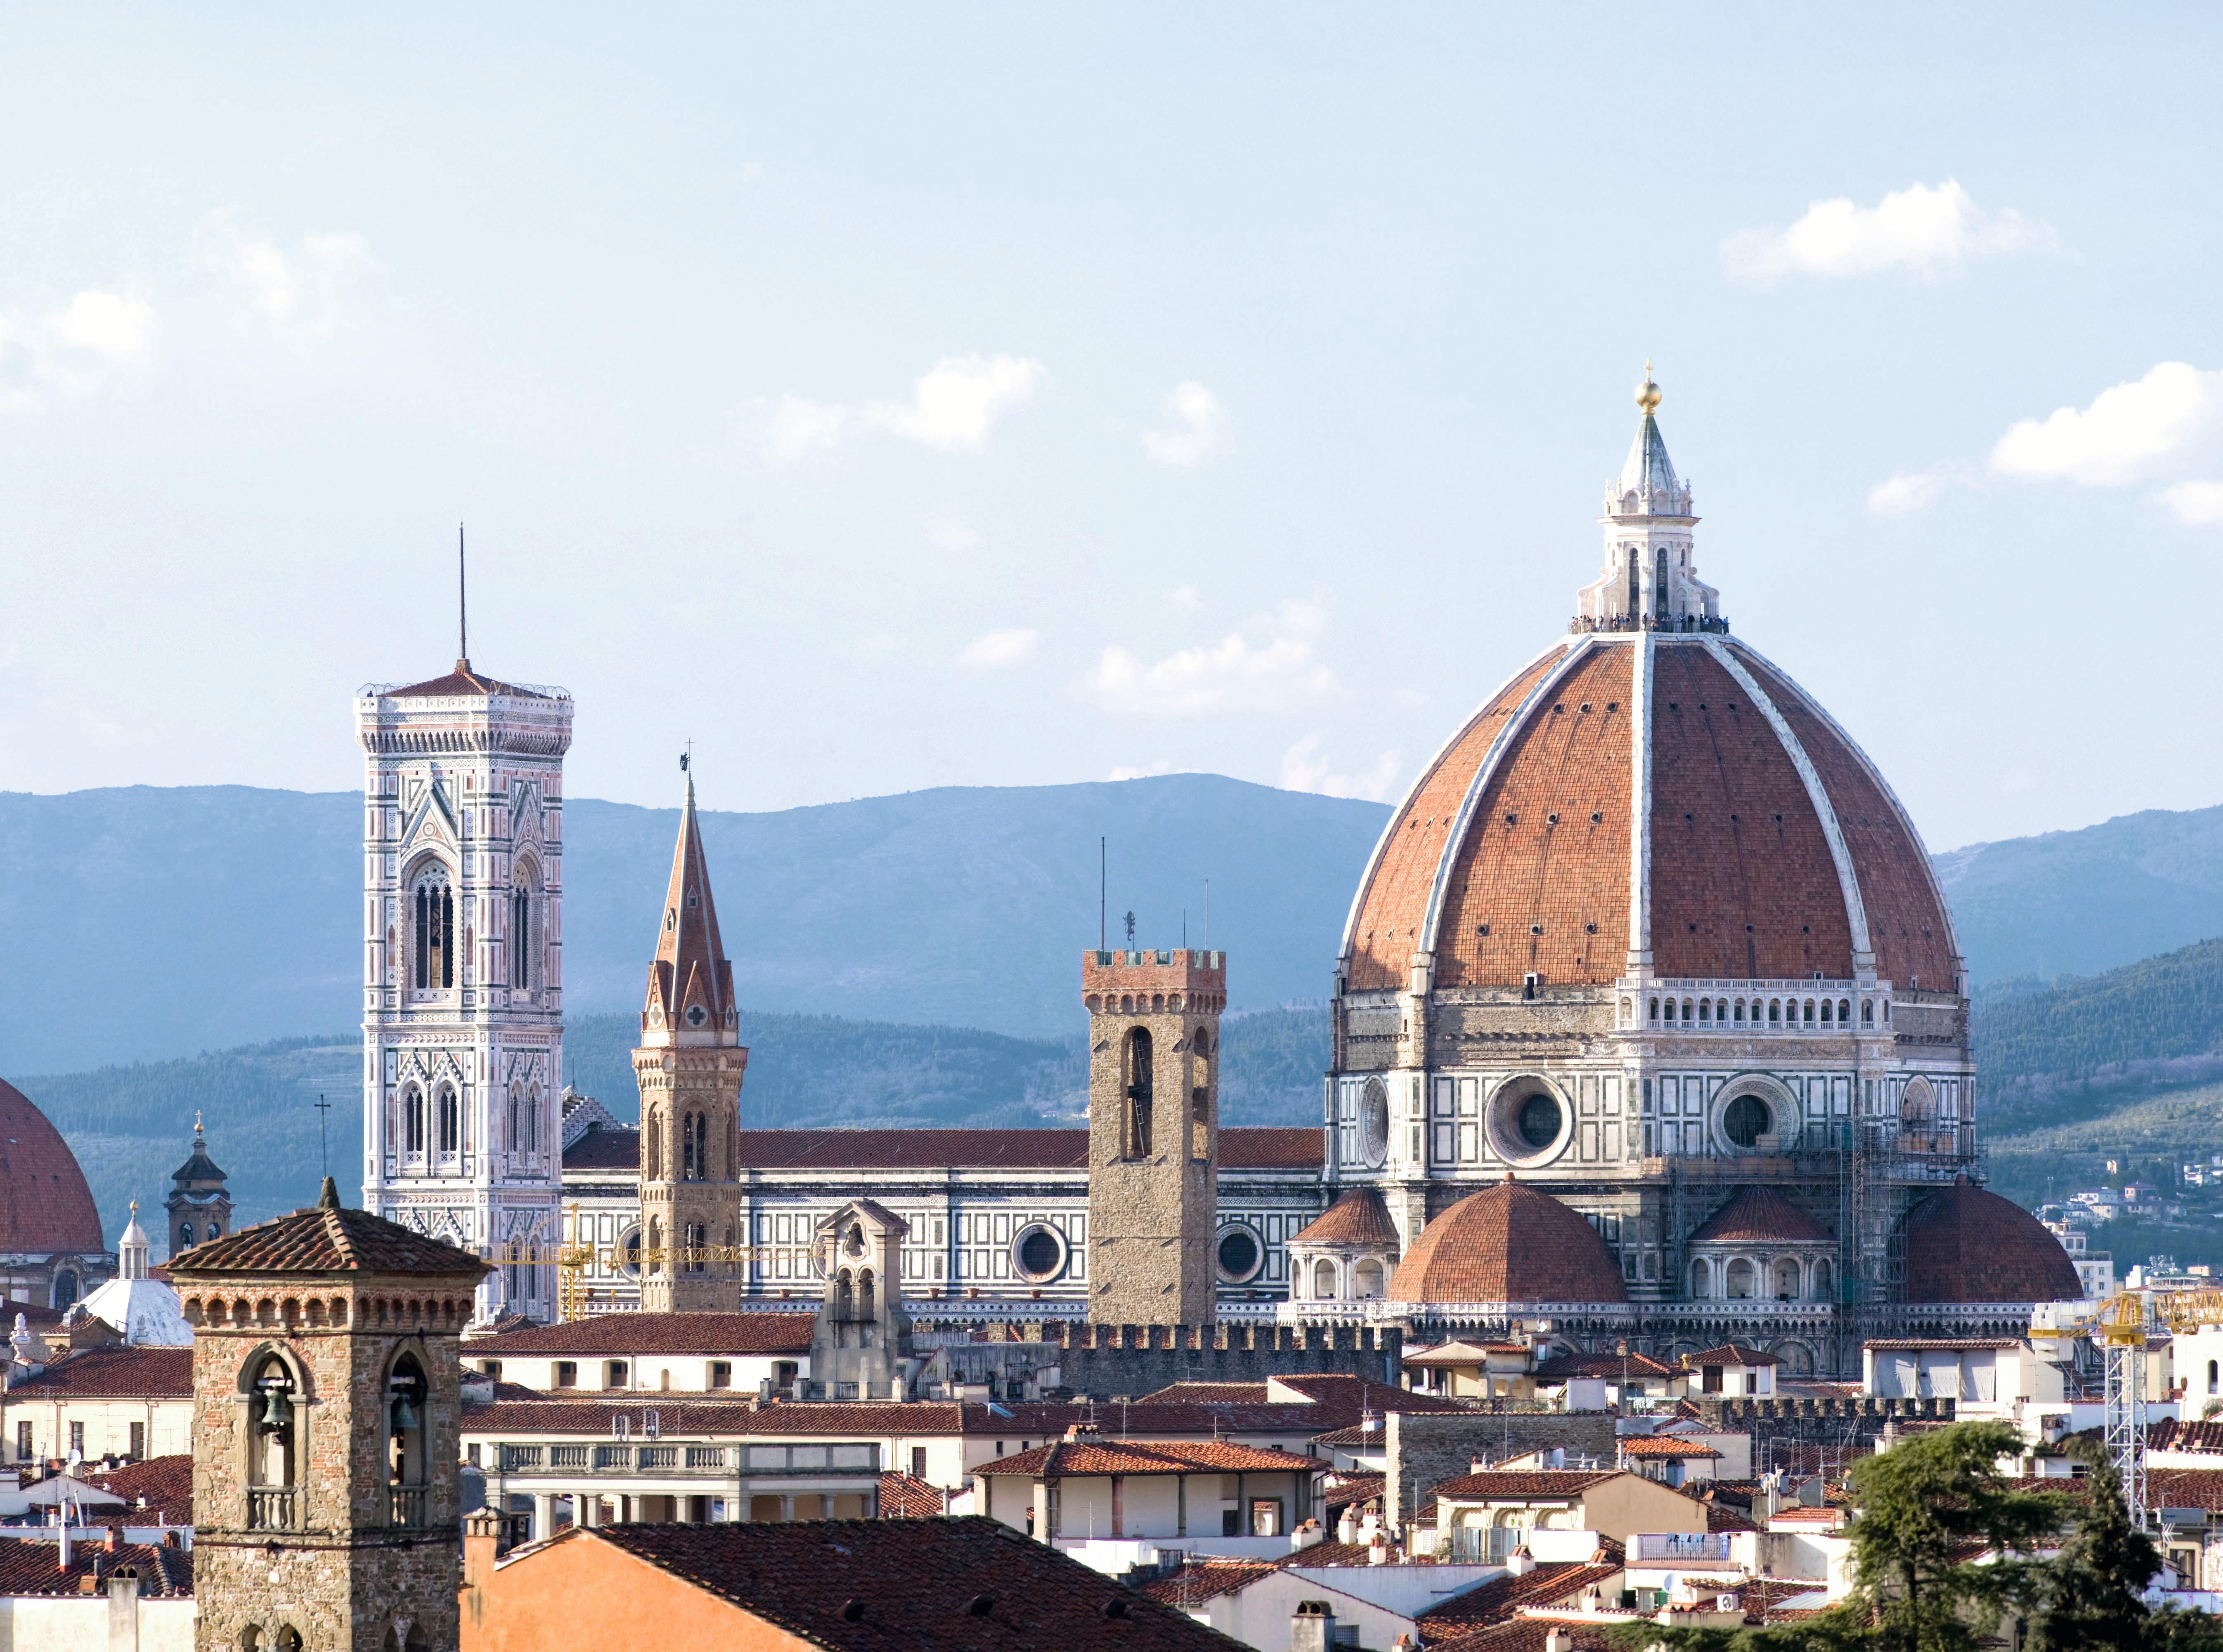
[1636,361,1661,416]
[317,1176,341,1211]
[129,1200,137,1217]
[193,1110,203,1138]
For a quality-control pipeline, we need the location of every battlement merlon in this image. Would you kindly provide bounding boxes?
[1081,949,1227,1011]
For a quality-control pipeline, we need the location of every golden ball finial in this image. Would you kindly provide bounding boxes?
[1635,360,1661,416]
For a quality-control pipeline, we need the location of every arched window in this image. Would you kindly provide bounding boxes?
[437,1085,460,1158]
[51,1270,78,1309]
[526,1086,540,1153]
[836,1269,853,1319]
[1734,1000,1745,1023]
[411,867,454,991]
[510,867,536,991]
[403,1086,426,1156]
[179,1222,194,1251]
[859,1268,875,1321]
[1768,1000,1781,1024]
[1689,1259,1711,1297]
[1726,1258,1757,1299]
[388,1352,428,1527]
[246,1352,298,1524]
[1312,1258,1337,1299]
[1803,1000,1816,1024]
[1190,1030,1212,1162]
[1862,999,1874,1024]
[507,1084,522,1156]
[1839,1000,1851,1023]
[1681,1000,1693,1022]
[1819,999,1832,1024]
[1813,1259,1833,1301]
[1774,1258,1801,1299]
[1698,1000,1710,1023]
[1123,1028,1154,1158]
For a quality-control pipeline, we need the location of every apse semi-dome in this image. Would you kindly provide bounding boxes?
[1388,1177,1628,1305]
[1339,397,1959,1000]
[1900,1176,2083,1305]
[0,1078,103,1254]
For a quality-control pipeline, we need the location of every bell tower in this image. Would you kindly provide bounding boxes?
[1082,948,1225,1326]
[174,1177,489,1652]
[634,766,749,1312]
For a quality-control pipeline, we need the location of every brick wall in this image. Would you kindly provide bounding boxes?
[1386,1411,1619,1530]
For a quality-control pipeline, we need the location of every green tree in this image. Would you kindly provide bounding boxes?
[2031,1439,2223,1652]
[1613,1420,2061,1652]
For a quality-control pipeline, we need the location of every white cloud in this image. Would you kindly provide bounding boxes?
[198,210,373,345]
[1108,760,1174,781]
[1090,599,1334,716]
[1280,734,1402,802]
[0,287,159,410]
[2162,481,2223,525]
[764,353,1047,463]
[1168,584,1202,610]
[1990,361,2223,487]
[1867,462,1976,517]
[1723,180,2058,284]
[960,628,1039,669]
[927,520,981,550]
[1140,380,1227,467]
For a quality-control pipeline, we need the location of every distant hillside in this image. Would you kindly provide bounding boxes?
[1937,804,2223,986]
[0,776,1384,1072]
[24,1004,1329,1245]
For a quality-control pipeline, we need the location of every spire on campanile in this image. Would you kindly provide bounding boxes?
[641,756,738,1045]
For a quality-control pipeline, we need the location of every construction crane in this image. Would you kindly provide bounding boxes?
[490,1212,793,1323]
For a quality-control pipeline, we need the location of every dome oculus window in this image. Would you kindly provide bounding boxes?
[1010,1222,1068,1284]
[1216,1223,1265,1284]
[1722,1094,1772,1149]
[1485,1076,1570,1167]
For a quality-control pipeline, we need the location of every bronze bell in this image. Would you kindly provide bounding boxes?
[258,1386,292,1433]
[390,1392,419,1434]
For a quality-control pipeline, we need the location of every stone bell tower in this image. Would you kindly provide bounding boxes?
[172,1177,490,1652]
[1082,948,1225,1326]
[635,766,749,1312]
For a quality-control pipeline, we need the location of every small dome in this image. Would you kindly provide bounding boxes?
[1388,1178,1628,1305]
[1688,1186,1832,1245]
[0,1078,104,1255]
[1900,1176,2082,1305]
[1291,1188,1401,1249]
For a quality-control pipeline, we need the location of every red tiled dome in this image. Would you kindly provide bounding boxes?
[1388,1177,1627,1305]
[1900,1176,2082,1305]
[1291,1188,1401,1249]
[1687,1186,1832,1245]
[1339,636,1958,994]
[0,1078,104,1254]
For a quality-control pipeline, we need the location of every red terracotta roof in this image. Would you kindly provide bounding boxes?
[1324,1472,1384,1514]
[2148,1420,2223,1455]
[1138,1383,1271,1403]
[1389,1179,1628,1306]
[0,1078,105,1254]
[468,1311,812,1357]
[6,1346,191,1399]
[1687,1186,1833,1246]
[1619,1436,1721,1459]
[1685,1344,1779,1368]
[2146,1468,2223,1511]
[1291,1187,1402,1248]
[876,1471,949,1518]
[383,660,552,699]
[83,1455,192,1522]
[974,1438,1322,1477]
[465,1398,968,1436]
[1900,1177,2082,1305]
[170,1181,488,1281]
[1430,1469,1625,1501]
[1140,1557,1280,1607]
[1705,1501,1757,1533]
[1532,1351,1675,1381]
[1415,1559,1625,1639]
[563,1123,641,1172]
[574,1517,1231,1648]
[0,1537,192,1598]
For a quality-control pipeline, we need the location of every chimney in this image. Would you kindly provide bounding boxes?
[1544,1633,1566,1652]
[1367,1531,1391,1565]
[1290,1600,1336,1652]
[1289,1519,1325,1551]
[461,1509,503,1619]
[1504,1543,1534,1577]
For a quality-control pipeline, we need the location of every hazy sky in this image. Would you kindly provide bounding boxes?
[3,7,2219,852]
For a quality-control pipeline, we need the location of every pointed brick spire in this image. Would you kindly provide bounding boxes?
[642,770,738,1045]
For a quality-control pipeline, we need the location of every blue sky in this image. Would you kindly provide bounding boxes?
[2,6,2218,851]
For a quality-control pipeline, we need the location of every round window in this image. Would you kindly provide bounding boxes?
[1722,1094,1771,1148]
[1010,1222,1068,1283]
[686,1003,709,1028]
[1216,1224,1264,1283]
[1485,1076,1570,1166]
[1360,1078,1391,1165]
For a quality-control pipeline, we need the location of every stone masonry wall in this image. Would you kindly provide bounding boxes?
[1386,1411,1620,1535]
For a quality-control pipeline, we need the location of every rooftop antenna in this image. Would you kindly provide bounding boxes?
[1124,910,1136,946]
[1099,838,1106,950]
[314,1093,332,1180]
[1204,879,1209,949]
[458,523,468,666]
[1183,909,1187,947]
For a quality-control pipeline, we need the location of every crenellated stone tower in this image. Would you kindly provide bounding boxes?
[357,657,572,1324]
[1082,948,1225,1326]
[634,768,749,1312]
[174,1177,488,1652]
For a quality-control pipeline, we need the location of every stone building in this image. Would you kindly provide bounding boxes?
[166,1114,232,1259]
[1083,947,1225,1326]
[634,768,749,1312]
[807,1199,915,1399]
[357,656,572,1323]
[172,1177,489,1652]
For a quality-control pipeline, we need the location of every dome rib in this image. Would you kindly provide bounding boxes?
[1387,1178,1628,1305]
[1899,1177,2081,1305]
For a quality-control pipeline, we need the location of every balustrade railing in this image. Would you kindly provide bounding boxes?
[247,1488,298,1530]
[390,1486,429,1527]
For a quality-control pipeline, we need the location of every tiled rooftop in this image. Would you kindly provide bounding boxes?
[5,1346,191,1399]
[171,1180,487,1280]
[974,1438,1322,1477]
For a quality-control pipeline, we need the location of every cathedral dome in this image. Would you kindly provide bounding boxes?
[1339,391,1958,998]
[1388,1177,1628,1305]
[1899,1175,2082,1305]
[0,1079,102,1256]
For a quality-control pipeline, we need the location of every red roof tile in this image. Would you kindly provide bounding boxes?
[1415,1559,1625,1638]
[563,1123,641,1172]
[1684,1344,1780,1368]
[575,1517,1233,1649]
[83,1455,192,1523]
[1618,1436,1720,1459]
[974,1438,1322,1477]
[1900,1177,2082,1305]
[1389,1179,1627,1305]
[1430,1470,1625,1500]
[1532,1351,1675,1381]
[1291,1188,1402,1248]
[467,1311,812,1357]
[876,1471,950,1518]
[0,1079,105,1254]
[170,1180,489,1280]
[1140,1558,1281,1607]
[1687,1186,1833,1245]
[6,1346,191,1399]
[383,660,553,700]
[0,1538,192,1599]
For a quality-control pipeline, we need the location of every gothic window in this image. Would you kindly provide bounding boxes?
[527,1085,540,1153]
[412,868,455,991]
[246,1352,298,1513]
[684,1222,707,1275]
[1190,1029,1211,1161]
[1311,1258,1336,1299]
[403,1086,426,1156]
[1689,1259,1711,1297]
[1813,1259,1833,1300]
[388,1352,428,1527]
[507,1084,523,1156]
[178,1222,193,1251]
[1774,1258,1801,1299]
[510,866,536,990]
[1123,1028,1154,1158]
[437,1085,460,1158]
[859,1268,875,1320]
[1726,1258,1757,1299]
[1654,546,1669,619]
